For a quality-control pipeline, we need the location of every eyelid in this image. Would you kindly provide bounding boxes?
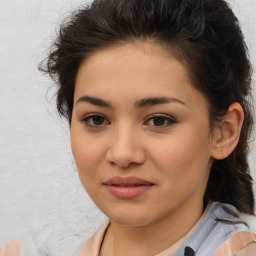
[79,112,176,128]
[144,113,177,127]
[80,113,110,127]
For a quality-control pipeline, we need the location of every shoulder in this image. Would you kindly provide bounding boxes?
[76,221,110,256]
[213,231,256,256]
[211,202,256,256]
[236,243,256,256]
[174,202,255,255]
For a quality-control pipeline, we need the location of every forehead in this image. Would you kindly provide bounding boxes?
[78,41,185,77]
[74,41,206,107]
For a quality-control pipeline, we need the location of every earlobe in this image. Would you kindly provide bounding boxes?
[211,102,244,160]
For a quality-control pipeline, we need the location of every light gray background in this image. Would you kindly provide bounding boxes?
[0,1,255,255]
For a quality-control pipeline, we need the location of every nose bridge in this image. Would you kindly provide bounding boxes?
[115,121,134,147]
[106,121,145,167]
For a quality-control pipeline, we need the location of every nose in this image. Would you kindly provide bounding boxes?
[106,125,146,168]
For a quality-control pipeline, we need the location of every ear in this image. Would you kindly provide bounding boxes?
[211,102,244,160]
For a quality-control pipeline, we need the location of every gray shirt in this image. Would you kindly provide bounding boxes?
[174,202,254,256]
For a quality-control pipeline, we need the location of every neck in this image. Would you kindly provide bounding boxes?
[101,199,207,256]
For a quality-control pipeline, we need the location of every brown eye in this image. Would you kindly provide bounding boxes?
[92,116,105,125]
[145,114,177,128]
[152,117,166,126]
[82,114,109,127]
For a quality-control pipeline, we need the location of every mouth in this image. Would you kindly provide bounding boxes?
[103,176,154,199]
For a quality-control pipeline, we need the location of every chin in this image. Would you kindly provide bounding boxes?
[101,206,156,227]
[111,216,152,227]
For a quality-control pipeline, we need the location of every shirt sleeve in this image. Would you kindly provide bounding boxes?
[235,243,256,256]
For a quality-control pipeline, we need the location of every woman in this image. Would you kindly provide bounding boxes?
[3,0,254,255]
[40,0,256,255]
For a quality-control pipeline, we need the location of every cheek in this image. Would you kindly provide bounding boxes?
[70,126,103,183]
[152,132,212,188]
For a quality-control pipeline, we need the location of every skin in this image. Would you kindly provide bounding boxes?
[1,239,20,256]
[71,41,224,256]
[3,42,244,256]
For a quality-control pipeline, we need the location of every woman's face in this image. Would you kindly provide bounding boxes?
[71,42,216,227]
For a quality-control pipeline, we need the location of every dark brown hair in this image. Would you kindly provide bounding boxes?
[40,0,254,214]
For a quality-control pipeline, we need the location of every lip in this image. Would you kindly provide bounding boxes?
[103,176,154,199]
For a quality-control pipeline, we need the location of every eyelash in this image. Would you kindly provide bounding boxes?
[144,114,177,128]
[81,113,110,127]
[80,113,177,128]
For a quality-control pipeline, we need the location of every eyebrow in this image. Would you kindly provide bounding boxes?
[76,96,112,107]
[135,97,185,108]
[76,95,185,108]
